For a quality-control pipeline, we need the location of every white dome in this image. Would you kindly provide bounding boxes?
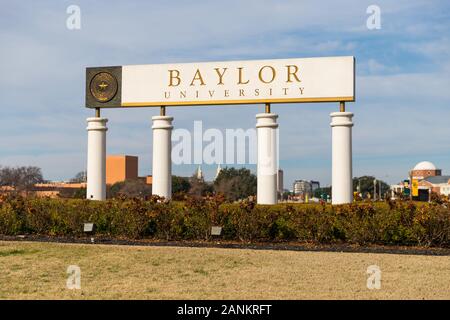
[413,161,437,171]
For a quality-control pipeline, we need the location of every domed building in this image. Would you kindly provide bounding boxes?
[391,161,450,200]
[410,161,442,180]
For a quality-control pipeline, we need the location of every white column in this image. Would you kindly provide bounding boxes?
[330,111,353,205]
[86,117,108,200]
[256,113,278,205]
[152,115,173,199]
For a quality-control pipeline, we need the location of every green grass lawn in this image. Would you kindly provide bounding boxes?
[0,241,449,299]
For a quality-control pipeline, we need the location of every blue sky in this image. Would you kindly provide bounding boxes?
[0,0,449,189]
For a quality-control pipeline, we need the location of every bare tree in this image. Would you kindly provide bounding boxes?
[189,175,213,197]
[0,166,44,193]
[108,179,152,199]
[70,171,87,183]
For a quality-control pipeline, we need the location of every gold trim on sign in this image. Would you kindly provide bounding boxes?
[121,96,355,108]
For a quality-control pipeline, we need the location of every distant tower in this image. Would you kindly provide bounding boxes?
[196,165,204,181]
[277,169,284,194]
[215,164,222,180]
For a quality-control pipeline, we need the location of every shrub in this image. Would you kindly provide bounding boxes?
[0,194,450,247]
[0,202,22,235]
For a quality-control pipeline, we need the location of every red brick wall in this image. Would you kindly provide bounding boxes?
[411,169,441,178]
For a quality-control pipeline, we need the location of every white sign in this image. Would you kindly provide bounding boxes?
[121,56,355,107]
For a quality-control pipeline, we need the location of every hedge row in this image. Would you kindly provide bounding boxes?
[1,194,450,247]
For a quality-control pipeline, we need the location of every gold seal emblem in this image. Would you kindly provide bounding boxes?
[90,72,118,103]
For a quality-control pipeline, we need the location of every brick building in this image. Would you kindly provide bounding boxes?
[106,155,139,185]
[392,161,450,199]
[106,155,152,186]
[419,176,450,196]
[410,161,442,180]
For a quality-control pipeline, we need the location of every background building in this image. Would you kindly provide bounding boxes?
[277,169,284,194]
[29,182,86,198]
[293,180,312,197]
[410,161,442,180]
[106,155,153,186]
[106,155,139,185]
[391,161,450,200]
[419,176,450,196]
[310,180,320,193]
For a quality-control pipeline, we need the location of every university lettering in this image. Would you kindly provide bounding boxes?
[168,64,301,87]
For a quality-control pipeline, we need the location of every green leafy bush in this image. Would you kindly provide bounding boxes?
[0,194,449,247]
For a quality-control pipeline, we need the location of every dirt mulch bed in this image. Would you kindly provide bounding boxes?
[1,234,450,256]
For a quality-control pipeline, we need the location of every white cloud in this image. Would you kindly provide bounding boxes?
[0,0,449,189]
[358,72,450,102]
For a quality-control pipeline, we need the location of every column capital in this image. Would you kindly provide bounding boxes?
[86,117,108,131]
[152,115,174,121]
[256,113,278,119]
[256,113,279,129]
[330,112,353,127]
[152,115,174,130]
[330,111,353,117]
